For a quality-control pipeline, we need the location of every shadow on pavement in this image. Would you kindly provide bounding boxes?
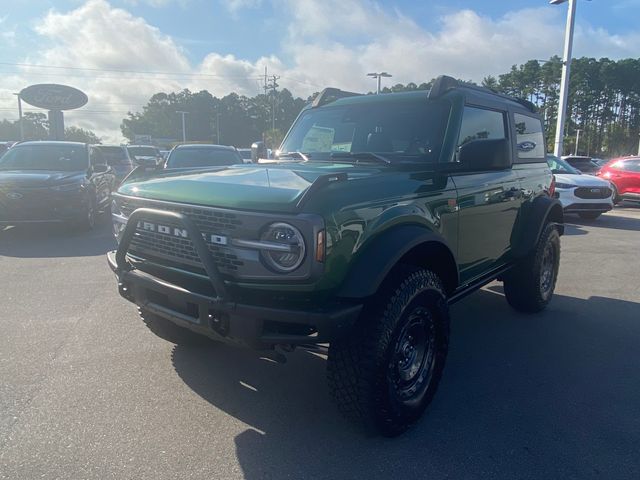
[171,288,640,479]
[0,216,115,258]
[562,223,588,236]
[567,211,640,232]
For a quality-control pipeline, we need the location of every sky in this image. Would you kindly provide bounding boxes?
[1,0,639,142]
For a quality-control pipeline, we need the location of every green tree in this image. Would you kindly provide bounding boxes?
[65,126,101,144]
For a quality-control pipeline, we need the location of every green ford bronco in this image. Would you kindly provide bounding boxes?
[108,76,563,436]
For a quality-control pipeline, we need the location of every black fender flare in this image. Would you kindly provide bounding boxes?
[512,195,564,258]
[338,225,458,299]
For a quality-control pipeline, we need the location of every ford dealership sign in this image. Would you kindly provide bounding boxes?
[19,84,88,111]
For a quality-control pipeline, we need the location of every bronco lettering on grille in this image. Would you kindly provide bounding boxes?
[136,220,227,245]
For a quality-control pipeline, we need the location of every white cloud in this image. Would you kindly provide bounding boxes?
[222,0,263,13]
[1,0,638,143]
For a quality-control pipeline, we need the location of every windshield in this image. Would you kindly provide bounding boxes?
[166,148,241,168]
[547,155,579,175]
[0,144,88,171]
[280,99,451,163]
[97,146,132,166]
[237,149,252,160]
[128,146,158,157]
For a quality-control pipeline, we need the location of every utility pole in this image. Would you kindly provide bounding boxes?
[176,111,188,143]
[267,74,280,131]
[551,0,577,157]
[216,112,221,144]
[574,129,581,156]
[13,93,24,141]
[367,72,392,94]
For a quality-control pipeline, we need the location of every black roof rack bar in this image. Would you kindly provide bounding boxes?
[312,88,362,108]
[428,75,537,113]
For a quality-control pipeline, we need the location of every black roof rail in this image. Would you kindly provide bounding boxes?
[312,88,361,108]
[428,75,537,113]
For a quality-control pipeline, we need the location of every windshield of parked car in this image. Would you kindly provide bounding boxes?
[0,144,88,171]
[166,147,241,168]
[128,146,158,158]
[548,155,580,175]
[237,149,252,160]
[280,98,451,163]
[97,146,132,166]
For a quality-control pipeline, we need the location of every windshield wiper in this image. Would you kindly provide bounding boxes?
[277,151,310,162]
[330,152,392,165]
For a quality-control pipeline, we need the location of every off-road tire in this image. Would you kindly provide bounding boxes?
[327,267,450,437]
[578,212,601,220]
[503,223,560,313]
[139,308,212,346]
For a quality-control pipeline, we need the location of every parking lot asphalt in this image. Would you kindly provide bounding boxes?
[1,204,639,480]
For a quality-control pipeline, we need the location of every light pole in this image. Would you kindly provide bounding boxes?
[13,93,24,141]
[637,132,640,156]
[551,0,577,158]
[574,128,581,156]
[367,72,392,94]
[176,111,188,143]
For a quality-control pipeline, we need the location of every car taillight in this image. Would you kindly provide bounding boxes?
[549,175,556,198]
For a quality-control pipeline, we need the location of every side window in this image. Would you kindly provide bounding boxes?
[457,106,506,148]
[89,148,105,165]
[623,160,640,172]
[514,113,545,160]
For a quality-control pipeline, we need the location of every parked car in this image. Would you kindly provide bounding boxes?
[109,76,564,436]
[95,145,134,184]
[548,155,613,219]
[0,141,115,230]
[159,149,170,160]
[164,144,243,169]
[597,156,640,203]
[236,148,252,163]
[126,145,164,168]
[562,155,600,175]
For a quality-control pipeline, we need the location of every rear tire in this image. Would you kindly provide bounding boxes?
[327,267,450,437]
[139,308,213,346]
[578,212,601,220]
[503,223,560,313]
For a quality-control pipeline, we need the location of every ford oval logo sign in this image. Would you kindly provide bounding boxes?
[517,141,537,152]
[19,84,88,111]
[6,192,23,200]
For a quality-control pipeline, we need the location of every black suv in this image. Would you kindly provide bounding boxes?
[108,76,564,436]
[0,141,115,230]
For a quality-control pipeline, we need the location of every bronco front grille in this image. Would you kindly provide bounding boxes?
[574,186,611,199]
[119,197,245,275]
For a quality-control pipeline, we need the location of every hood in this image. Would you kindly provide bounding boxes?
[0,170,85,188]
[554,173,611,187]
[118,163,382,212]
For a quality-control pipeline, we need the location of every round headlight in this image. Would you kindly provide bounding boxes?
[260,222,306,273]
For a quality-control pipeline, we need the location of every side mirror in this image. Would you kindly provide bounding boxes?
[458,139,511,170]
[251,141,266,163]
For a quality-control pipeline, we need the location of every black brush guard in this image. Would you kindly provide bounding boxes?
[108,207,361,348]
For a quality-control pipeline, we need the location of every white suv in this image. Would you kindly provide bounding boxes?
[548,155,613,220]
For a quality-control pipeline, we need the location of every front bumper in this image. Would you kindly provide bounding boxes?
[555,188,613,213]
[107,207,360,348]
[0,193,87,224]
[108,251,360,348]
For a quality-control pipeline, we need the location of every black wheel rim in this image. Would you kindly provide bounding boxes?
[540,241,556,298]
[389,306,436,402]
